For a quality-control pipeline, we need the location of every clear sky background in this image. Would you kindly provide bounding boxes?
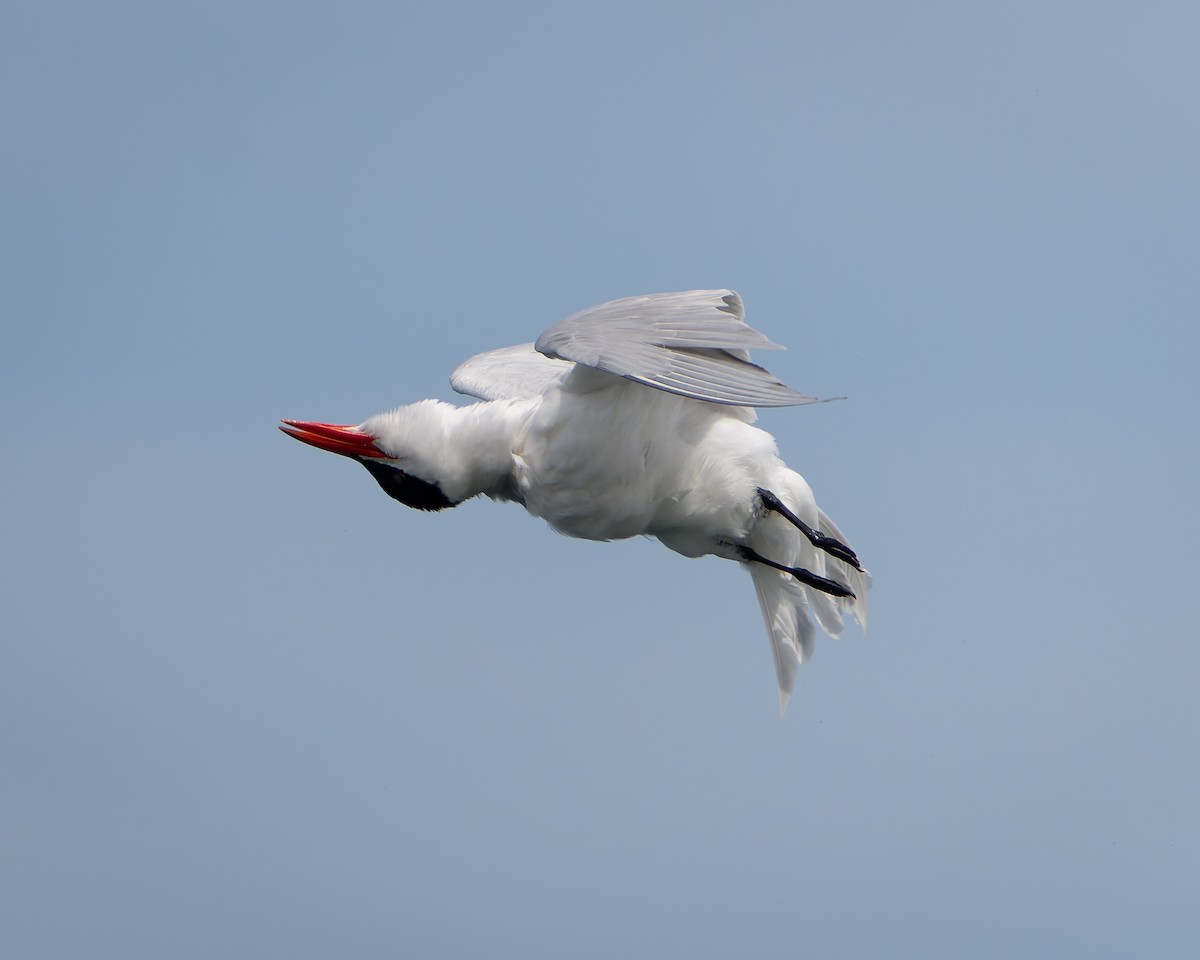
[3,2,1197,957]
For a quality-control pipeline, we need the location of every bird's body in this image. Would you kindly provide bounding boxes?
[282,290,868,712]
[518,380,765,551]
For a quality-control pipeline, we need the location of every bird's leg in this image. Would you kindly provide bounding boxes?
[735,545,857,599]
[757,488,863,571]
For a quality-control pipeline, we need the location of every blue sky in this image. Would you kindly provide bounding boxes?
[3,2,1198,957]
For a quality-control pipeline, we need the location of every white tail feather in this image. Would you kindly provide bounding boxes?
[749,566,814,715]
[746,479,870,715]
[817,508,870,630]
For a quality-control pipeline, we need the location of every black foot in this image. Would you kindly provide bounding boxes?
[757,488,863,571]
[736,545,856,599]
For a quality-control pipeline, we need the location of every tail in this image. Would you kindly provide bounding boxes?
[746,475,870,715]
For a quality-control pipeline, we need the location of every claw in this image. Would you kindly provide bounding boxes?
[758,487,864,571]
[736,545,856,599]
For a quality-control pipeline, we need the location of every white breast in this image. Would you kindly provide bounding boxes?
[512,375,781,553]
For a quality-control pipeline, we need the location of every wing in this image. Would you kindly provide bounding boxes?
[533,289,826,407]
[450,343,574,401]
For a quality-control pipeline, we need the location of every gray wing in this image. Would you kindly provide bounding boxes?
[532,289,824,407]
[450,343,574,401]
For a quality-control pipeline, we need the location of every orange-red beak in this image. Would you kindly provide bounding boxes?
[279,420,389,459]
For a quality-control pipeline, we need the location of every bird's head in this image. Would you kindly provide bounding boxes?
[279,404,459,511]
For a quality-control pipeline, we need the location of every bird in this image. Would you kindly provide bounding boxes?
[280,289,869,713]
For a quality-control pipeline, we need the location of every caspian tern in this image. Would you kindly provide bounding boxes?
[281,289,869,712]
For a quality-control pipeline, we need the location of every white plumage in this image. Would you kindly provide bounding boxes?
[281,289,869,713]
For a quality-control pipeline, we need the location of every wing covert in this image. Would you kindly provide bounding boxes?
[533,289,825,407]
[450,343,573,401]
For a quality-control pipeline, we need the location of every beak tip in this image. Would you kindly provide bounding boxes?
[277,419,387,459]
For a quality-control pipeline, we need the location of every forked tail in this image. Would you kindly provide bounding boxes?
[745,477,870,714]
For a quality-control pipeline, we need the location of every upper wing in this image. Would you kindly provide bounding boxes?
[532,289,825,407]
[450,343,574,401]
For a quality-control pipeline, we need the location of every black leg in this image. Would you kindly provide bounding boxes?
[736,545,857,599]
[757,488,863,571]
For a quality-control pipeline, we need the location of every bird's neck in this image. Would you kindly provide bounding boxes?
[367,399,531,504]
[444,400,532,502]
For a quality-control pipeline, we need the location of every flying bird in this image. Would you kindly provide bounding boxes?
[281,289,869,712]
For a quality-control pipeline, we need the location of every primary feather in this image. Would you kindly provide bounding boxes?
[533,290,826,407]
